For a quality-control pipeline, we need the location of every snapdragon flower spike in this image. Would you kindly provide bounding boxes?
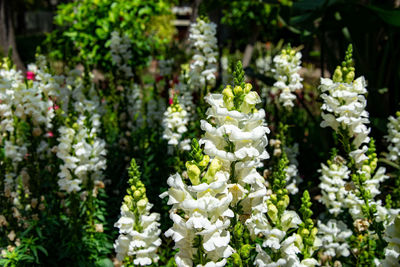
[253,155,309,266]
[272,46,303,108]
[110,31,133,78]
[319,44,370,166]
[162,96,189,150]
[57,70,107,193]
[161,139,234,266]
[114,159,161,266]
[385,111,400,163]
[188,17,218,92]
[317,219,353,260]
[380,215,400,266]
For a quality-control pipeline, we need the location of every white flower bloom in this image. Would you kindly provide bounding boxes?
[162,102,189,150]
[110,31,133,78]
[385,113,400,163]
[319,76,370,165]
[114,202,161,266]
[317,219,352,258]
[162,168,234,266]
[272,48,303,108]
[189,19,218,91]
[319,159,350,215]
[159,59,174,77]
[380,216,400,267]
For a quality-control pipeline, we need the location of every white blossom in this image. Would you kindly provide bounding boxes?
[162,102,189,150]
[110,31,133,78]
[272,48,303,108]
[189,19,218,91]
[385,113,400,163]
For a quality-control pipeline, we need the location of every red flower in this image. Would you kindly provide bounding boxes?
[156,75,164,83]
[47,132,54,138]
[26,71,35,80]
[169,98,173,105]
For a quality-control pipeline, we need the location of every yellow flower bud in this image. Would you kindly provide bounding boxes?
[234,85,243,95]
[244,83,252,93]
[203,158,222,183]
[186,162,201,185]
[267,203,278,222]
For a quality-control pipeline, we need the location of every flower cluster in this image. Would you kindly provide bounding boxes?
[56,70,106,193]
[161,140,234,266]
[380,215,400,266]
[319,46,370,165]
[272,47,303,108]
[188,18,218,91]
[317,219,352,260]
[385,111,400,162]
[110,31,133,78]
[114,159,161,266]
[162,98,189,150]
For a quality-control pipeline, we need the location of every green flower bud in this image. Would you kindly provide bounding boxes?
[240,244,252,258]
[282,195,290,208]
[234,222,244,237]
[198,155,210,168]
[301,229,310,237]
[244,83,252,93]
[231,253,242,267]
[270,194,277,203]
[333,67,343,83]
[311,227,318,237]
[345,71,355,83]
[234,85,243,95]
[133,190,142,200]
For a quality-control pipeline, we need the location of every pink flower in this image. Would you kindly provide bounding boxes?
[169,98,173,105]
[47,132,54,138]
[26,71,35,80]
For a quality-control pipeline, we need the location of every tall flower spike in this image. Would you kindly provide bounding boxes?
[188,17,218,93]
[162,96,189,150]
[272,46,303,109]
[161,139,234,266]
[319,44,370,166]
[385,111,400,163]
[114,159,161,266]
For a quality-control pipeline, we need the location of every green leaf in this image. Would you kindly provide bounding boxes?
[95,258,114,267]
[368,5,400,27]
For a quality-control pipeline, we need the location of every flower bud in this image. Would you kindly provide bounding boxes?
[203,158,222,184]
[333,67,342,83]
[234,85,243,95]
[240,244,252,258]
[267,203,278,222]
[244,83,252,93]
[186,162,201,185]
[222,86,234,109]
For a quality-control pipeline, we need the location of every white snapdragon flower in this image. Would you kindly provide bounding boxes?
[319,157,350,215]
[380,216,400,267]
[189,18,218,91]
[385,112,400,162]
[161,155,235,266]
[126,83,144,130]
[200,85,270,219]
[159,59,174,77]
[146,97,166,128]
[317,219,352,258]
[110,31,133,78]
[162,101,189,150]
[114,203,161,265]
[114,160,161,266]
[272,48,303,108]
[320,76,370,165]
